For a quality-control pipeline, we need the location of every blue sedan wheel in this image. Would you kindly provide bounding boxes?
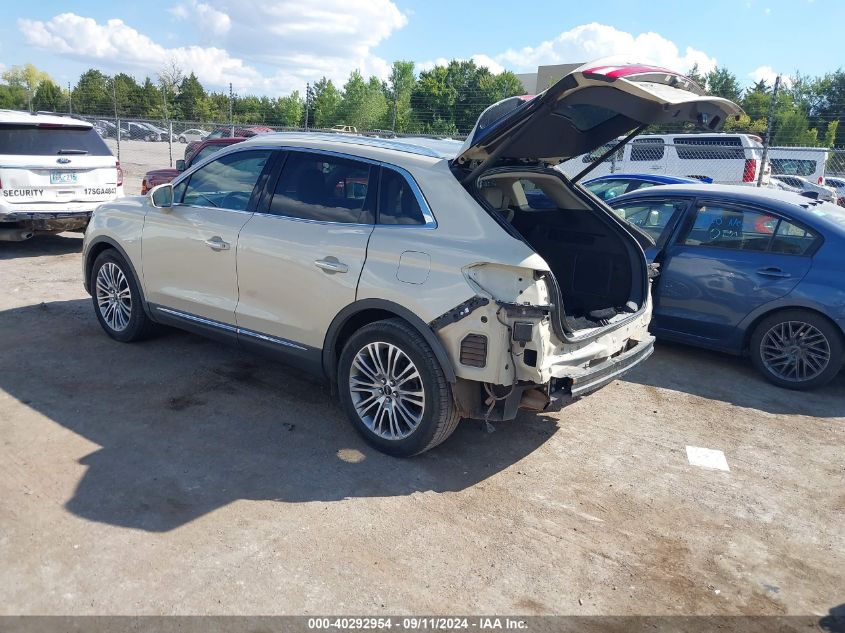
[750,310,843,390]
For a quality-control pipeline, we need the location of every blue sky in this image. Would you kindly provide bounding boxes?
[1,0,839,95]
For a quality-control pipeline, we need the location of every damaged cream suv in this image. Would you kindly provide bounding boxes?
[83,61,741,456]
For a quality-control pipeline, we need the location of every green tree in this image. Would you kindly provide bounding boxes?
[0,84,27,110]
[112,73,143,118]
[311,77,342,128]
[384,60,416,132]
[138,78,162,118]
[705,67,742,102]
[274,91,304,127]
[32,79,64,112]
[72,69,112,115]
[686,63,707,88]
[2,63,52,110]
[176,73,207,120]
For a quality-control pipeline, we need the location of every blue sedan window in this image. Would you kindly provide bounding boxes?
[684,204,778,252]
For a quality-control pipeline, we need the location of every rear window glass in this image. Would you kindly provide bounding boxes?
[770,158,818,177]
[378,168,426,225]
[553,103,619,131]
[0,124,112,156]
[672,137,745,160]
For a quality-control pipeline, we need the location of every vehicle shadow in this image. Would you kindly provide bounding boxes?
[623,339,845,417]
[0,299,559,533]
[0,233,83,260]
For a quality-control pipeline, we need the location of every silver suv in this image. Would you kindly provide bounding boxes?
[82,61,740,455]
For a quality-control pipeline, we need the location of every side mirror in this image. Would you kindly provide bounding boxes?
[150,183,174,210]
[176,159,186,172]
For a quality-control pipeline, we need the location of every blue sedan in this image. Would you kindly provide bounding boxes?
[608,184,845,390]
[583,173,708,202]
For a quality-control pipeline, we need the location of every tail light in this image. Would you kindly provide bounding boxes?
[743,159,757,182]
[116,161,124,187]
[141,179,148,195]
[819,176,825,185]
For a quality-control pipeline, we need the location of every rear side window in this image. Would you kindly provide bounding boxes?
[630,139,665,161]
[673,136,745,160]
[182,150,271,211]
[269,151,374,224]
[0,124,112,156]
[378,168,426,225]
[770,219,818,255]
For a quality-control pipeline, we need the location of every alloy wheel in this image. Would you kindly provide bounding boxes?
[760,320,831,383]
[348,341,425,440]
[95,262,132,332]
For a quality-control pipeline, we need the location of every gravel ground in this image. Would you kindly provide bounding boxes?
[0,139,843,617]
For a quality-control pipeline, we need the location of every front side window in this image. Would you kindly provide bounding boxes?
[683,203,778,251]
[269,151,374,224]
[378,168,426,225]
[181,150,271,211]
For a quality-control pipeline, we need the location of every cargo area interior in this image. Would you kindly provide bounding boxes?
[477,171,645,332]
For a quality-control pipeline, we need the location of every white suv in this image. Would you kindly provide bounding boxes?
[82,61,740,456]
[0,110,123,241]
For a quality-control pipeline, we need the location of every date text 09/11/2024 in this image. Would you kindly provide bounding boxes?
[307,617,529,630]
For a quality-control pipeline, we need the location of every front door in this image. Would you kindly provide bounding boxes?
[653,200,817,349]
[141,149,273,326]
[235,150,376,351]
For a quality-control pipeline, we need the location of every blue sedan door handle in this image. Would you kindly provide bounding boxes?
[756,266,791,278]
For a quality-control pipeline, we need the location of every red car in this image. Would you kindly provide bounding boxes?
[183,125,274,163]
[141,137,246,194]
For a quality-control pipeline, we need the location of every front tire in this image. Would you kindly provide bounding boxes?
[91,250,153,342]
[750,309,843,390]
[337,319,461,456]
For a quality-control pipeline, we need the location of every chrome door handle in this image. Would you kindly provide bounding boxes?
[314,258,349,274]
[204,236,230,251]
[756,267,790,278]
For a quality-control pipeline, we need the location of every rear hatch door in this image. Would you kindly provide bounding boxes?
[454,60,743,167]
[0,122,119,206]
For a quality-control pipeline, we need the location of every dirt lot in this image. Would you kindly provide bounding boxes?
[106,139,183,195]
[0,140,843,617]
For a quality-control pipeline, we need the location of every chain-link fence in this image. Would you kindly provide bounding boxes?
[558,137,844,203]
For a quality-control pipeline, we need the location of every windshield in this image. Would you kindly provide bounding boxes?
[192,144,227,164]
[0,124,112,156]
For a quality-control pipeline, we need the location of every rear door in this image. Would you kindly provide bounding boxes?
[0,123,119,207]
[234,149,376,352]
[652,199,816,349]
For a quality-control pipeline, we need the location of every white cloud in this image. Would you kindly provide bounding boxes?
[170,0,231,36]
[18,13,260,91]
[432,23,717,81]
[18,1,408,94]
[749,65,793,88]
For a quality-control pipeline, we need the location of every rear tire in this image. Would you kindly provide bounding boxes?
[750,309,843,390]
[91,250,154,343]
[337,319,461,456]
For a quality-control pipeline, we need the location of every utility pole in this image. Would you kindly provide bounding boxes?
[304,82,310,131]
[229,82,234,136]
[113,79,120,161]
[758,74,781,187]
[68,82,72,114]
[390,67,398,132]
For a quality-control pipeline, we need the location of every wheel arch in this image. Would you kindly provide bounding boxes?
[84,237,152,318]
[323,299,457,389]
[741,304,845,353]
